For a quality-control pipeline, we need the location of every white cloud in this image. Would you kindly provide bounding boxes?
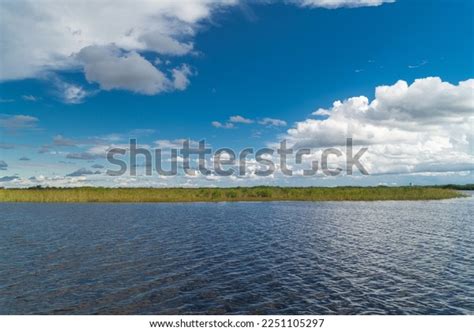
[0,0,393,97]
[0,0,236,94]
[61,82,90,104]
[213,116,288,129]
[15,175,90,187]
[139,32,193,56]
[212,121,235,129]
[312,108,332,116]
[229,115,254,124]
[212,115,254,129]
[282,77,474,175]
[77,45,172,95]
[408,60,428,69]
[259,117,287,127]
[22,95,38,102]
[289,0,394,9]
[172,64,193,91]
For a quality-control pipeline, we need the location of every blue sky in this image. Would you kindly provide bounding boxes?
[0,0,473,187]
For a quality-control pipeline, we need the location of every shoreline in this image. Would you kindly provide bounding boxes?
[0,186,468,203]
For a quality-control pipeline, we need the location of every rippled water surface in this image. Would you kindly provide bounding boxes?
[1,195,473,314]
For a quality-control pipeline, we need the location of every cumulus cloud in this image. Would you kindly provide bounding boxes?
[0,0,235,94]
[312,108,332,116]
[76,45,194,94]
[229,115,254,124]
[259,117,287,127]
[282,77,474,175]
[212,115,254,128]
[0,0,393,97]
[78,45,172,94]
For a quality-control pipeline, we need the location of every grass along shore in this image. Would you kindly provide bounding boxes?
[0,186,467,203]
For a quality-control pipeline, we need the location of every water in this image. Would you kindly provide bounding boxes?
[1,195,473,314]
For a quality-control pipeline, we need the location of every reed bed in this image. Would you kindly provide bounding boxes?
[0,186,465,203]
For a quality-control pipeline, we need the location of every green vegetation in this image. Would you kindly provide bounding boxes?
[430,184,474,190]
[0,186,467,203]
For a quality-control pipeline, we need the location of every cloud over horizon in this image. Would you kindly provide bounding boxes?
[283,77,474,175]
[3,1,473,189]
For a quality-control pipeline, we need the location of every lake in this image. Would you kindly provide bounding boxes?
[0,195,473,314]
